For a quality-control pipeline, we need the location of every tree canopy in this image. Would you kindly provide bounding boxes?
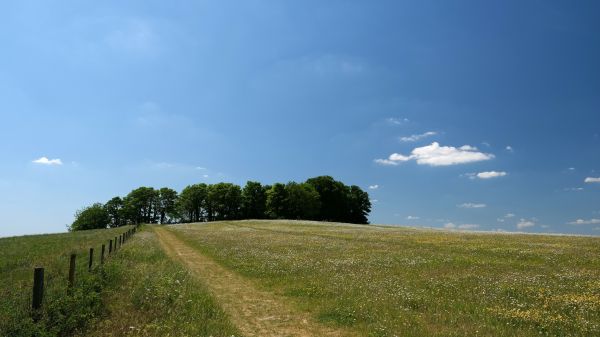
[71,176,371,230]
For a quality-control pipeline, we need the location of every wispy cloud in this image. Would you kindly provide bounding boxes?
[585,177,600,183]
[399,131,437,142]
[505,213,516,218]
[444,223,479,230]
[32,157,63,166]
[406,216,420,220]
[386,117,409,125]
[564,187,584,192]
[517,219,535,230]
[375,142,494,167]
[567,218,600,225]
[105,18,157,53]
[374,159,398,166]
[368,184,379,190]
[458,203,487,209]
[471,171,507,179]
[505,146,514,152]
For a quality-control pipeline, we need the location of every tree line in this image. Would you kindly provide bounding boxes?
[70,176,371,230]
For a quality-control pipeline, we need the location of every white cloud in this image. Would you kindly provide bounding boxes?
[368,184,379,190]
[375,142,494,167]
[473,171,507,179]
[32,157,63,166]
[497,218,505,223]
[399,131,437,142]
[386,117,409,125]
[585,177,600,183]
[374,159,398,166]
[444,223,456,229]
[370,199,378,203]
[506,146,514,152]
[568,167,576,171]
[567,218,600,225]
[202,174,209,178]
[517,219,535,230]
[406,216,420,220]
[458,203,487,209]
[195,166,206,170]
[458,224,479,230]
[504,213,515,218]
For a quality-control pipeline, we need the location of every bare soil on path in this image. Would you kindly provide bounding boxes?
[155,227,356,337]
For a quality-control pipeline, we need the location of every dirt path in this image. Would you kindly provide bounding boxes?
[155,227,356,337]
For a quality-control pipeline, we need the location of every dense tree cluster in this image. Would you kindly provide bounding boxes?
[70,176,371,230]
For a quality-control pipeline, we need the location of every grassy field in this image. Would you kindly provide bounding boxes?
[168,220,600,337]
[0,226,239,337]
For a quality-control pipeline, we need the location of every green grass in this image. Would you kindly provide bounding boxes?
[0,226,134,336]
[0,226,240,337]
[169,220,600,337]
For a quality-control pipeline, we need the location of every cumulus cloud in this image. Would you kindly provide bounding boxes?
[517,219,535,230]
[506,146,514,152]
[458,203,487,209]
[399,131,437,142]
[585,177,600,183]
[375,142,494,167]
[444,223,456,229]
[567,218,600,225]
[368,185,379,190]
[474,171,507,179]
[32,157,63,166]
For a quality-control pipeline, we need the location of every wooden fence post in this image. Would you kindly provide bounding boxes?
[32,267,44,319]
[88,248,94,272]
[101,244,105,264]
[114,236,117,251]
[68,254,76,288]
[109,239,113,254]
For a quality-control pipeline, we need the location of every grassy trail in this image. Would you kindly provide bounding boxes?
[155,227,356,337]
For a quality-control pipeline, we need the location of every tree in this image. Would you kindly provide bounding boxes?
[104,197,124,227]
[241,181,267,219]
[123,187,157,224]
[177,184,207,222]
[157,187,178,224]
[347,185,371,224]
[70,203,110,231]
[266,183,287,219]
[305,176,349,222]
[284,182,321,219]
[207,183,242,220]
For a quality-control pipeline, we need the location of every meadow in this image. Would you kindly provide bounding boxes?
[169,220,600,337]
[0,226,239,337]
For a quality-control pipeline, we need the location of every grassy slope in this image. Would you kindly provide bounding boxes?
[0,226,240,337]
[81,227,240,337]
[169,220,600,337]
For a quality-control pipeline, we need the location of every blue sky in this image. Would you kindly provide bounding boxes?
[1,0,599,237]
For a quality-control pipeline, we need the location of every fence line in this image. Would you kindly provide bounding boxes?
[31,226,138,316]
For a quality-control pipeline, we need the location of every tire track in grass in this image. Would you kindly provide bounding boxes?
[155,227,357,337]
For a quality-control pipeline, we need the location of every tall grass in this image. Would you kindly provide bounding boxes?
[0,226,240,337]
[0,226,134,336]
